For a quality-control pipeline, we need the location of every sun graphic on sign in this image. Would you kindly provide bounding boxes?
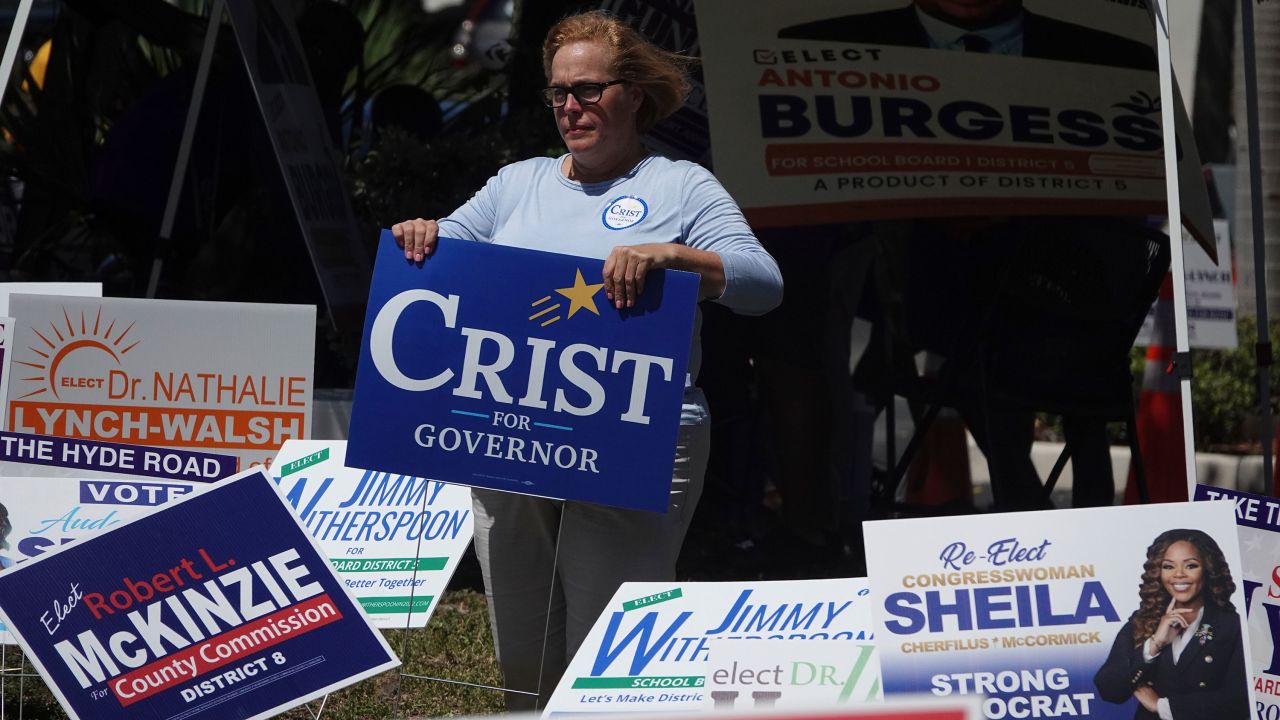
[15,307,139,400]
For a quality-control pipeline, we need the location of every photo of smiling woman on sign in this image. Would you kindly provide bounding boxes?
[1094,529,1249,719]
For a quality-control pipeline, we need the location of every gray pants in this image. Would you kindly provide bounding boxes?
[471,419,709,711]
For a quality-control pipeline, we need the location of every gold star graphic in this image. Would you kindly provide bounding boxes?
[555,269,605,319]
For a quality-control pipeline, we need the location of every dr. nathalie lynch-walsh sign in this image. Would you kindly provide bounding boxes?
[347,232,699,512]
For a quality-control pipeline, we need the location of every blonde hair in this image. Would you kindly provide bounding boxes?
[542,11,693,133]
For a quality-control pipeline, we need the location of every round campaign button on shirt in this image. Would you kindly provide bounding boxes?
[602,195,649,230]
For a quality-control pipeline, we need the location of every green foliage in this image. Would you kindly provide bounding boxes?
[1187,313,1280,451]
[1126,313,1280,451]
[353,0,473,98]
[348,106,562,230]
[0,657,63,719]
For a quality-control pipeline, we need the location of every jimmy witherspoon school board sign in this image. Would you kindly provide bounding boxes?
[0,469,399,720]
[4,295,315,469]
[543,578,879,716]
[348,233,699,512]
[272,440,473,628]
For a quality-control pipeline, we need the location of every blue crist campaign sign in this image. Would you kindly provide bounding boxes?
[0,468,399,720]
[347,232,699,512]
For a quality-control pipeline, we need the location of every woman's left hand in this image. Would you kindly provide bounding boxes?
[1133,686,1160,712]
[603,243,676,309]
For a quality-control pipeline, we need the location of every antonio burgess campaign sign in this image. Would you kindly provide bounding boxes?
[697,0,1174,227]
[347,232,699,512]
[0,468,399,720]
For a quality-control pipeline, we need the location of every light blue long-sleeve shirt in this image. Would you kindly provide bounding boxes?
[439,153,783,412]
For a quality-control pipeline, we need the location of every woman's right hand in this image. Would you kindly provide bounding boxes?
[1150,597,1193,653]
[391,218,439,262]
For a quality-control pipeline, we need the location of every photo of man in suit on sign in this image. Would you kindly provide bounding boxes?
[778,0,1156,70]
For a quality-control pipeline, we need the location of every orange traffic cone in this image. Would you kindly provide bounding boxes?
[904,410,974,507]
[1126,273,1187,503]
[906,353,974,508]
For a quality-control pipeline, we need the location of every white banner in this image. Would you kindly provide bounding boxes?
[0,283,101,316]
[1136,219,1237,349]
[3,295,315,469]
[272,440,473,628]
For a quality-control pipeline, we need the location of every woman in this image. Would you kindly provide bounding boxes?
[392,11,782,710]
[1094,529,1249,719]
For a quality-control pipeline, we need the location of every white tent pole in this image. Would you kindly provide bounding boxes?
[0,0,35,108]
[1153,0,1200,497]
[146,0,225,299]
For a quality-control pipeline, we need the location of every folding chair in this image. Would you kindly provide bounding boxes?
[865,218,1169,514]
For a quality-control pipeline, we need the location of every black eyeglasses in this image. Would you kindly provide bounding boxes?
[540,80,627,108]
